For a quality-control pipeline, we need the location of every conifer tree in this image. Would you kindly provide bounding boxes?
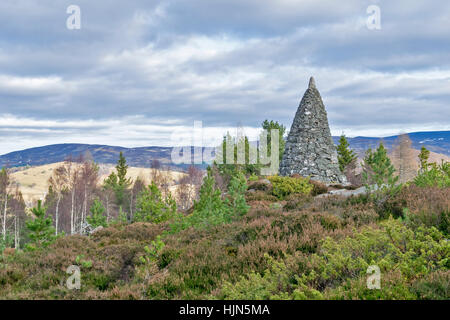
[336,134,357,173]
[193,170,228,220]
[262,120,286,162]
[87,199,107,228]
[134,182,177,223]
[418,146,430,173]
[116,152,131,188]
[110,152,132,209]
[225,172,250,217]
[362,142,399,192]
[25,200,56,250]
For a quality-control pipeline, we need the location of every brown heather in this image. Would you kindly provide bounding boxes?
[0,185,447,299]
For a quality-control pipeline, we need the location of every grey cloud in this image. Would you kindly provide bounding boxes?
[0,0,449,154]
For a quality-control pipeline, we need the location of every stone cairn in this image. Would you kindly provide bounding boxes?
[279,77,347,184]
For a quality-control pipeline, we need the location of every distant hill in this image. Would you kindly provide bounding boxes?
[0,131,449,169]
[0,144,212,170]
[332,130,450,157]
[10,162,186,205]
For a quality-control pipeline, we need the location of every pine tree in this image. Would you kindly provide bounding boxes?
[112,152,132,208]
[104,171,118,188]
[418,146,430,173]
[362,142,399,192]
[116,152,131,188]
[262,120,286,162]
[134,182,177,223]
[336,134,357,173]
[192,170,228,221]
[25,200,56,250]
[224,172,250,217]
[87,199,107,228]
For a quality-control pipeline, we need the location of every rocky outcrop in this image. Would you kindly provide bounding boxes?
[279,77,347,184]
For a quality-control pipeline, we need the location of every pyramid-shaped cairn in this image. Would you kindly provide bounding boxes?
[279,77,347,184]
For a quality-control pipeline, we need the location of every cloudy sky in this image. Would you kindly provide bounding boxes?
[0,0,449,154]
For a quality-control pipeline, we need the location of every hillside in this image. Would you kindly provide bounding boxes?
[0,144,212,169]
[0,178,448,300]
[1,131,449,169]
[10,163,186,205]
[332,131,450,157]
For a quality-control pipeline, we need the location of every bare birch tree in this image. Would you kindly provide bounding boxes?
[0,168,10,242]
[391,133,417,183]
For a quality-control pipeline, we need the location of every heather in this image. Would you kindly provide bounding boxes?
[0,179,448,299]
[0,144,449,300]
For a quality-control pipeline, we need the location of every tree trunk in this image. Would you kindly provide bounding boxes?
[14,214,19,249]
[2,193,7,242]
[129,189,133,221]
[82,185,87,231]
[105,195,110,223]
[71,189,75,235]
[55,194,61,236]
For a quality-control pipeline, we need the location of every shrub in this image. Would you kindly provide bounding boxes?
[310,180,328,196]
[391,185,450,235]
[336,134,357,173]
[245,190,278,202]
[220,254,304,300]
[312,219,448,284]
[170,171,250,234]
[414,161,450,188]
[362,143,401,206]
[268,175,313,199]
[134,182,177,224]
[412,270,450,300]
[140,236,165,265]
[404,208,449,237]
[87,199,107,228]
[25,200,57,250]
[0,232,14,253]
[137,235,166,281]
[225,172,250,217]
[283,193,312,211]
[324,269,417,300]
[247,179,272,192]
[219,218,449,300]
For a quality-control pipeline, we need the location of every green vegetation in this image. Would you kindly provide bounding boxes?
[268,175,313,199]
[105,152,132,208]
[0,178,448,299]
[0,135,449,300]
[414,161,450,188]
[418,146,431,173]
[87,199,107,228]
[170,170,249,233]
[362,143,401,213]
[134,183,177,223]
[261,119,286,162]
[215,120,286,177]
[336,134,357,173]
[25,200,57,250]
[362,143,399,190]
